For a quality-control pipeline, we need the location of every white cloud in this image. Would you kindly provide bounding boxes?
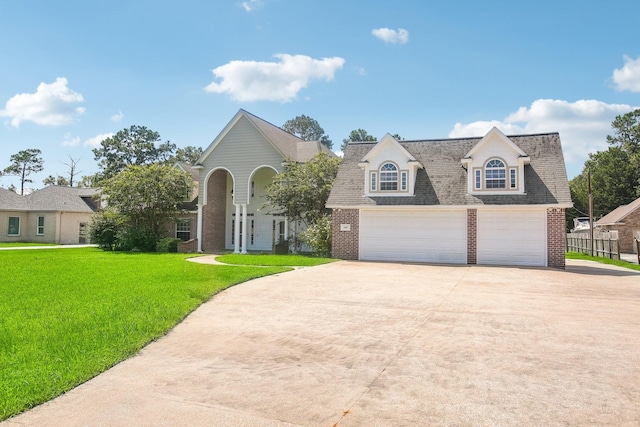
[62,133,81,147]
[449,99,637,178]
[612,55,640,92]
[84,133,114,148]
[205,54,346,102]
[372,28,409,44]
[111,110,123,122]
[0,77,85,127]
[241,0,262,11]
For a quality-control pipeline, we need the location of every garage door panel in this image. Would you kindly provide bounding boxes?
[477,210,546,267]
[360,210,467,263]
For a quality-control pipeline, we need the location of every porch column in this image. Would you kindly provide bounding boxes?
[284,218,289,240]
[234,204,240,253]
[241,204,248,254]
[197,203,203,252]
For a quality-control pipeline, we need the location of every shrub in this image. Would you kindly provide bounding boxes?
[301,214,332,257]
[89,210,122,251]
[156,237,181,253]
[115,226,158,252]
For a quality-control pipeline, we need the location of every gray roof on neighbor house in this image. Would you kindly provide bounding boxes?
[0,186,100,213]
[327,133,572,207]
[241,109,335,162]
[597,196,640,225]
[0,187,28,210]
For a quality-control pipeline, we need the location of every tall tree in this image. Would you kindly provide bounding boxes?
[282,115,333,149]
[341,129,377,152]
[62,155,82,186]
[265,152,341,226]
[607,108,640,166]
[169,146,203,165]
[99,163,193,251]
[92,125,176,182]
[3,149,44,195]
[43,175,70,186]
[569,146,640,219]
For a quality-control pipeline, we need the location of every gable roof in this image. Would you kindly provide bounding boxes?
[327,132,572,208]
[174,161,199,181]
[463,126,529,160]
[0,186,100,213]
[597,196,640,225]
[196,109,334,165]
[360,133,418,164]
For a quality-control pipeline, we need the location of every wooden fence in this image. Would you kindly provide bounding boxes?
[566,231,620,260]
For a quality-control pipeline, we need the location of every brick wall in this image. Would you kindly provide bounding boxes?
[467,209,477,264]
[600,209,640,253]
[332,209,359,260]
[202,170,227,252]
[178,238,198,253]
[547,208,566,269]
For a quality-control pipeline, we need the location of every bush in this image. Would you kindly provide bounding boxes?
[156,238,181,253]
[301,214,332,257]
[89,210,122,251]
[115,226,158,252]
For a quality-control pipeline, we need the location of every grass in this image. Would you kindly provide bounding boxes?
[216,253,336,266]
[566,251,640,271]
[0,248,289,421]
[0,242,58,248]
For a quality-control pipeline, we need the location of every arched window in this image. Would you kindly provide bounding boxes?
[485,159,506,189]
[379,163,398,191]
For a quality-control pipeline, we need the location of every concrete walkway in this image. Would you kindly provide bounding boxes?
[4,260,640,426]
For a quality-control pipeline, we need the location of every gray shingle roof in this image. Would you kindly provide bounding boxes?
[0,188,28,210]
[327,133,572,207]
[597,196,640,225]
[241,109,335,162]
[0,186,100,212]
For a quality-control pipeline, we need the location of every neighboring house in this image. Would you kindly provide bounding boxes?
[0,186,99,244]
[327,128,572,268]
[192,109,333,253]
[596,196,640,253]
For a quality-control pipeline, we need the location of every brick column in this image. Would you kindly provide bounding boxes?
[202,170,227,253]
[331,209,359,260]
[467,209,477,264]
[547,208,566,269]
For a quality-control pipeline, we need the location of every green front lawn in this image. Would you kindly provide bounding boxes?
[566,251,640,271]
[216,253,336,266]
[0,248,289,421]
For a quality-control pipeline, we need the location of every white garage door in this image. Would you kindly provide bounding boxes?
[477,209,547,267]
[360,209,467,263]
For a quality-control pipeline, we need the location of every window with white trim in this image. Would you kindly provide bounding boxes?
[475,169,481,190]
[485,159,506,189]
[37,216,45,236]
[379,163,398,191]
[401,171,407,191]
[8,217,20,236]
[510,168,517,189]
[371,172,377,191]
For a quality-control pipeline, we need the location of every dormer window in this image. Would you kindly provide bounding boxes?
[485,159,506,189]
[380,163,398,191]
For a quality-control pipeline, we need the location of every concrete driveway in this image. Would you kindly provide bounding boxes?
[4,260,640,426]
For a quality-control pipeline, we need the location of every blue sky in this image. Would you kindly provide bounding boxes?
[1,0,639,191]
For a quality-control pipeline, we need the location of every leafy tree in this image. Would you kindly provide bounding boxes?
[43,175,70,186]
[89,209,123,250]
[3,149,44,195]
[607,108,640,166]
[569,146,640,219]
[341,129,377,152]
[92,125,176,183]
[100,163,193,251]
[282,115,333,149]
[265,152,341,226]
[169,146,203,165]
